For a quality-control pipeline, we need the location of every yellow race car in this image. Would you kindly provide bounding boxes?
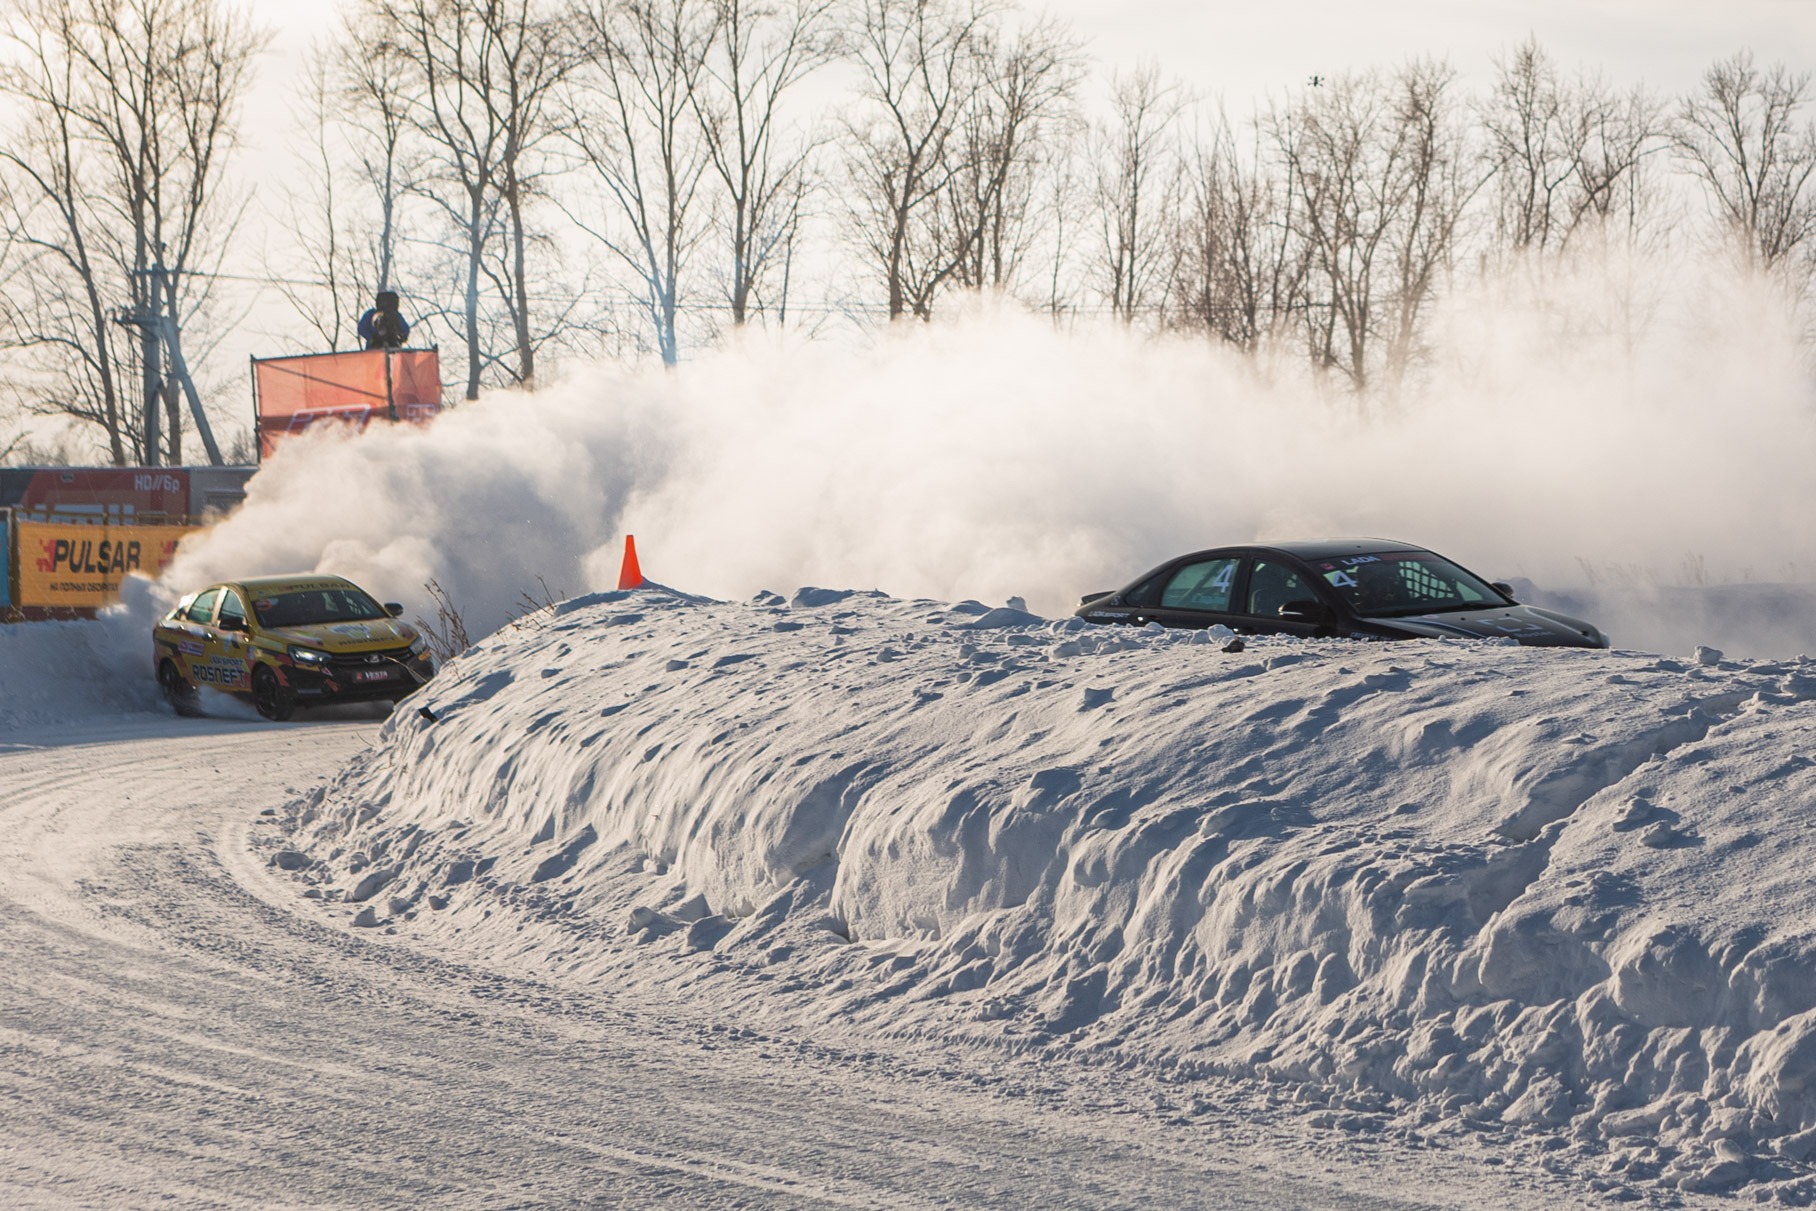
[153,574,435,720]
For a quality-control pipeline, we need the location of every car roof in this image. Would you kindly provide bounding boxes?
[1180,539,1429,561]
[1251,538,1429,559]
[231,574,361,595]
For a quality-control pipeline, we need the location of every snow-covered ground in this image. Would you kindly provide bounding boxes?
[6,576,1814,1207]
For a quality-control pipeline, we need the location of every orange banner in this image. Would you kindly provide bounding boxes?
[15,520,199,609]
[253,348,442,459]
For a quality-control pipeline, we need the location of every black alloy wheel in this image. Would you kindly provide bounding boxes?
[251,665,297,722]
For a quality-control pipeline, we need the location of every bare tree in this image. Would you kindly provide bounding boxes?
[1570,83,1661,239]
[364,0,577,398]
[941,15,1081,297]
[1273,61,1474,395]
[1091,63,1184,324]
[1675,51,1816,272]
[1380,60,1475,386]
[564,0,714,364]
[1481,39,1661,255]
[491,0,579,385]
[1171,110,1307,355]
[340,20,420,326]
[840,0,996,320]
[266,51,372,350]
[691,0,836,325]
[0,0,262,464]
[1028,129,1086,318]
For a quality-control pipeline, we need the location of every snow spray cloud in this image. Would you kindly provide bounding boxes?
[158,249,1816,657]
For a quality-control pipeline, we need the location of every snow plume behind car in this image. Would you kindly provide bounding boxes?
[155,249,1816,659]
[282,587,1816,1199]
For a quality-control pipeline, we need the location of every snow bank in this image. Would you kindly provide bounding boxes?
[284,587,1816,1198]
[0,578,166,731]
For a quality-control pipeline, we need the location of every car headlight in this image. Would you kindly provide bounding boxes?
[408,634,429,657]
[288,645,331,665]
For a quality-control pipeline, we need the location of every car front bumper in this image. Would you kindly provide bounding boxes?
[283,652,435,702]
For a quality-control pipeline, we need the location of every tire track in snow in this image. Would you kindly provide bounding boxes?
[0,715,1476,1209]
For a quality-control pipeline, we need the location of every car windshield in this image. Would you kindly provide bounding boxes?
[251,587,386,628]
[1311,552,1506,618]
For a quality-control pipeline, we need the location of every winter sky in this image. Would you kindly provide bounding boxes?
[244,0,1816,115]
[1035,0,1816,97]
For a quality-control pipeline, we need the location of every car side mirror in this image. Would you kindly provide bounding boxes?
[219,617,247,633]
[385,602,405,617]
[1490,582,1516,600]
[1278,599,1333,624]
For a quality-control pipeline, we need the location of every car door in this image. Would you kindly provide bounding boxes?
[1147,555,1244,630]
[174,587,222,684]
[1235,557,1329,638]
[210,587,255,691]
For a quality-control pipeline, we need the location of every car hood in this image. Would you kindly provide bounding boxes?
[266,618,420,653]
[1369,604,1606,648]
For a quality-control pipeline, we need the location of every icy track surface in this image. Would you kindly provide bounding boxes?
[1,657,1605,1206]
[269,586,1816,1204]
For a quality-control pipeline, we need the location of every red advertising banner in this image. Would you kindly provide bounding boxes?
[15,468,190,522]
[252,348,442,459]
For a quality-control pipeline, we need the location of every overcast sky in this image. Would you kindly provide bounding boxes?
[1035,0,1816,99]
[237,0,1816,183]
[246,0,1816,121]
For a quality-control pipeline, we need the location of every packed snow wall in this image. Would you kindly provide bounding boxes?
[282,588,1816,1195]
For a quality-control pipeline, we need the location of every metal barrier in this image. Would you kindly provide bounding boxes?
[1,509,12,617]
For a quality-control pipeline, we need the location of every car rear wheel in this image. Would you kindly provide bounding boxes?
[158,660,201,717]
[251,666,296,722]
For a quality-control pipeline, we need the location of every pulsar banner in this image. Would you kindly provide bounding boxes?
[253,349,443,459]
[15,521,198,609]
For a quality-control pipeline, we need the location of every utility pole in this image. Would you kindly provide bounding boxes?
[117,258,223,467]
[117,293,163,467]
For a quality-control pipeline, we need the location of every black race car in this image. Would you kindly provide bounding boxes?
[1076,540,1609,649]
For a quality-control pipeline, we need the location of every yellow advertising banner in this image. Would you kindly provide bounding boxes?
[14,521,199,609]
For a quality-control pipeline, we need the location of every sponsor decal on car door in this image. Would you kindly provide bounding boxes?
[171,588,219,683]
[202,589,254,691]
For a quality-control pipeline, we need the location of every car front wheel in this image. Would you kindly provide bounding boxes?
[251,666,296,722]
[158,660,201,717]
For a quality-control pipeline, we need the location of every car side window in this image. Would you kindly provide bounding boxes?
[1160,558,1240,611]
[1244,561,1316,617]
[217,590,248,630]
[185,588,221,624]
[1121,570,1171,608]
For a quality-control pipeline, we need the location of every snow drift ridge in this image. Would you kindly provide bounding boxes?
[284,587,1816,1198]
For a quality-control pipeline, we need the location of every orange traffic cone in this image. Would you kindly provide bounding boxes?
[617,534,644,590]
